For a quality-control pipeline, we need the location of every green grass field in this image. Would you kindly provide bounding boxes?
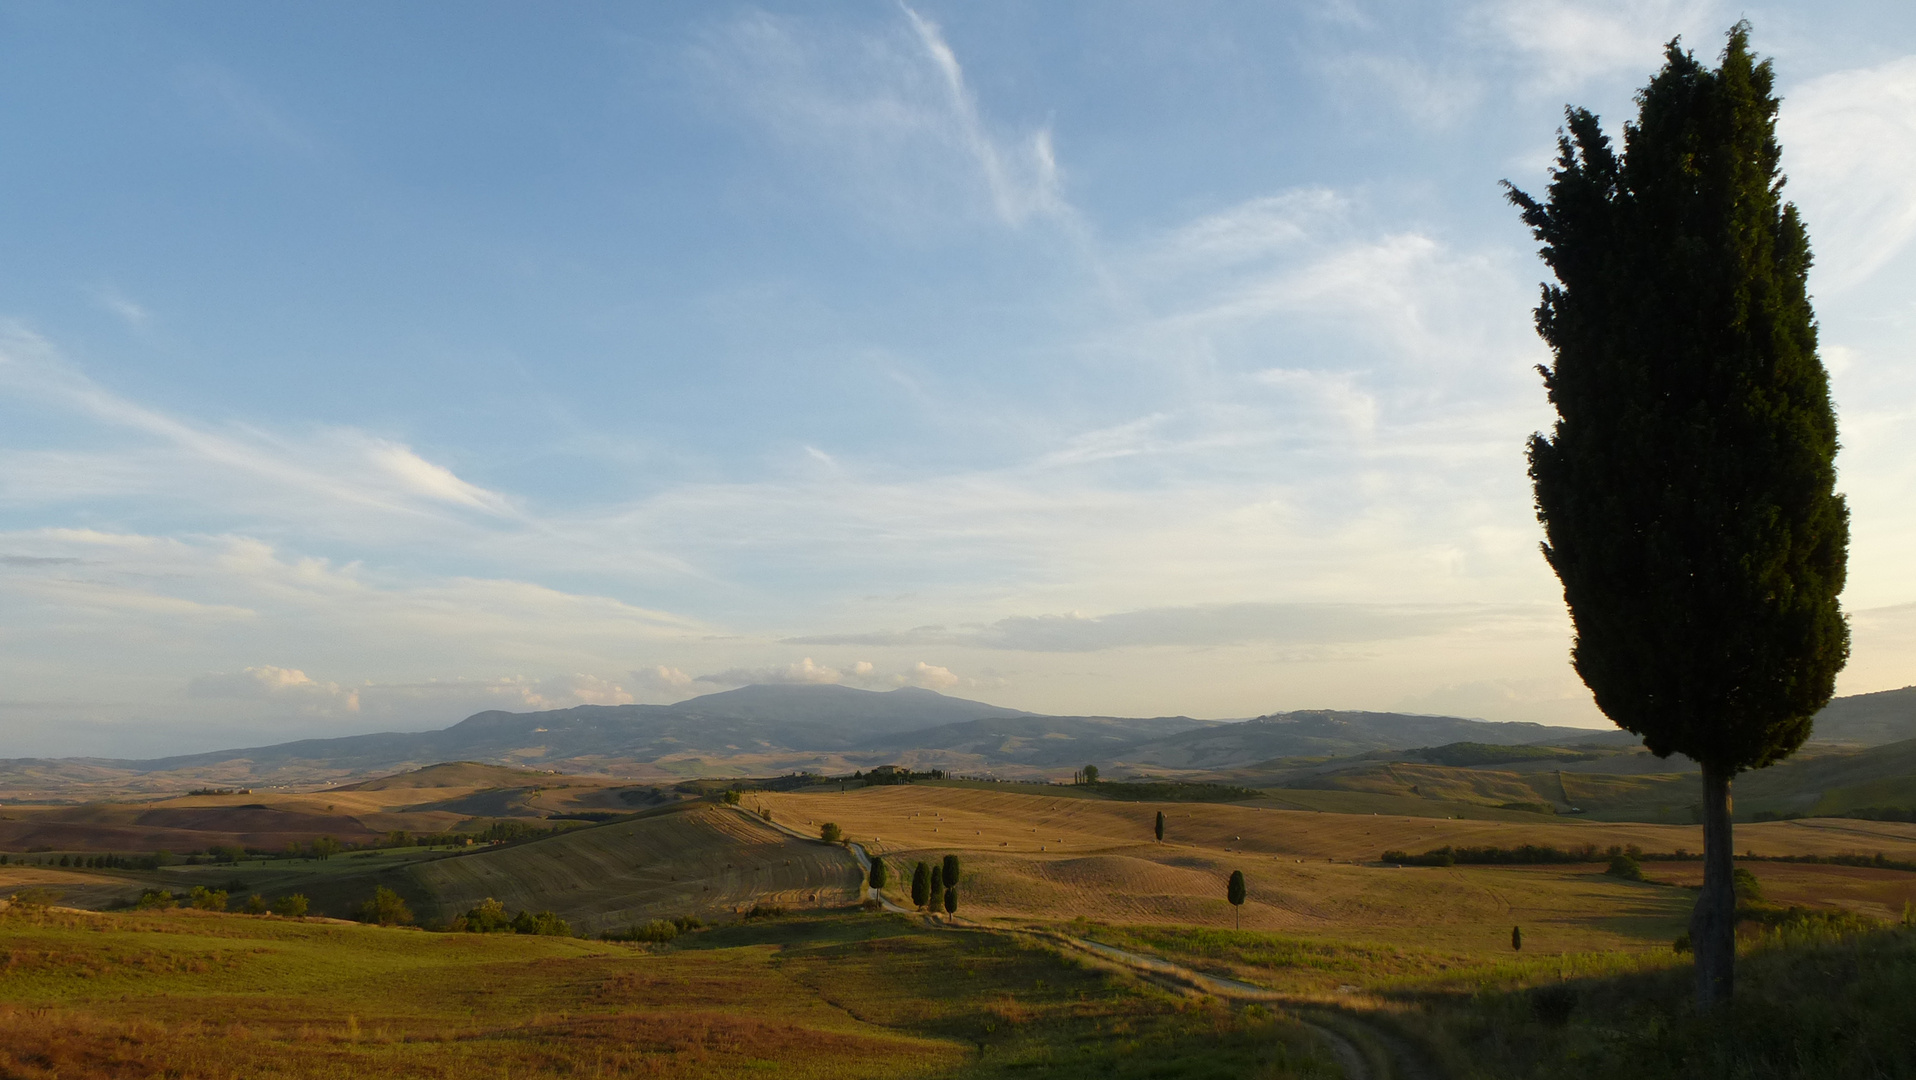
[0,903,1338,1079]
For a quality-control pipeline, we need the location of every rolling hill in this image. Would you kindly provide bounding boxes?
[5,683,1912,797]
[411,803,863,934]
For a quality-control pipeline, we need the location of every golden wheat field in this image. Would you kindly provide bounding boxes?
[750,785,1916,953]
[0,762,641,854]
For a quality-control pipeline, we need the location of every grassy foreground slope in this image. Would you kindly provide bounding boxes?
[0,904,1336,1080]
[411,805,862,933]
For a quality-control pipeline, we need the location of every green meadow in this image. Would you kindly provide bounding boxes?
[0,903,1337,1080]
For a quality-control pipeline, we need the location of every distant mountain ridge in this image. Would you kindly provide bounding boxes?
[1111,709,1641,771]
[1807,686,1916,745]
[5,683,1911,789]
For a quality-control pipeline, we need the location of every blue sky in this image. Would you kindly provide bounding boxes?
[2,1,1914,756]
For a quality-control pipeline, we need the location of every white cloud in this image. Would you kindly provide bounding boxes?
[0,327,558,551]
[898,4,1066,225]
[696,5,1069,231]
[366,440,512,514]
[898,661,958,689]
[1476,0,1722,90]
[790,601,1554,653]
[1779,54,1916,290]
[95,285,151,329]
[696,656,845,688]
[187,665,361,713]
[633,665,696,696]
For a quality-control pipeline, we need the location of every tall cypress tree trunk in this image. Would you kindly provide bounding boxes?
[1691,764,1736,1006]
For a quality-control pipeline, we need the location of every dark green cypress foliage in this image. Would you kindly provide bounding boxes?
[1154,811,1165,842]
[942,887,956,914]
[910,861,930,909]
[928,865,943,902]
[1506,23,1847,1007]
[868,857,888,891]
[1512,925,1523,952]
[1226,870,1245,930]
[942,853,961,889]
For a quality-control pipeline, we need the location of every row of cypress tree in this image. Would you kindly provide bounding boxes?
[868,853,961,914]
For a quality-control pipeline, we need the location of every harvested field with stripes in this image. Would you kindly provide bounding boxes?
[411,805,863,934]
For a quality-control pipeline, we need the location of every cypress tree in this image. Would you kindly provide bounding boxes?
[868,857,888,892]
[1226,870,1245,930]
[1507,24,1848,1007]
[943,886,957,915]
[942,853,961,889]
[1154,811,1165,842]
[911,861,930,909]
[1512,925,1523,952]
[928,865,944,902]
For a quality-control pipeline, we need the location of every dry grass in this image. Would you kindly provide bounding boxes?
[1648,861,1916,922]
[0,904,1336,1079]
[0,762,655,856]
[412,805,863,933]
[753,786,1916,960]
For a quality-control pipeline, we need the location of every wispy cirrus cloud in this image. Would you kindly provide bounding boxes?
[693,4,1069,232]
[0,325,520,533]
[786,601,1554,653]
[1778,54,1916,290]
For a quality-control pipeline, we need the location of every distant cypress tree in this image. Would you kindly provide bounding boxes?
[943,887,956,915]
[942,854,961,889]
[868,857,889,892]
[929,865,944,902]
[1154,811,1165,842]
[1226,870,1245,930]
[911,861,930,909]
[1512,925,1523,952]
[1506,23,1846,1007]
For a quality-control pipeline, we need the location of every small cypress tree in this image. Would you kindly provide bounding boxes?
[943,887,956,914]
[1226,870,1245,930]
[868,857,889,892]
[1154,811,1165,842]
[929,865,944,901]
[911,861,930,909]
[1512,925,1524,952]
[942,853,961,889]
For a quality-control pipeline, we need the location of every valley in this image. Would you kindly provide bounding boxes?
[5,683,1916,1079]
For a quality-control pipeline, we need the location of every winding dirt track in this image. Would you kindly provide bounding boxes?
[731,806,1430,1080]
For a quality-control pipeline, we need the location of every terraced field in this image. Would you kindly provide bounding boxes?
[412,805,864,933]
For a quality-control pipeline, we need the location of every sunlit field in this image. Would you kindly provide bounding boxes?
[0,903,1337,1080]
